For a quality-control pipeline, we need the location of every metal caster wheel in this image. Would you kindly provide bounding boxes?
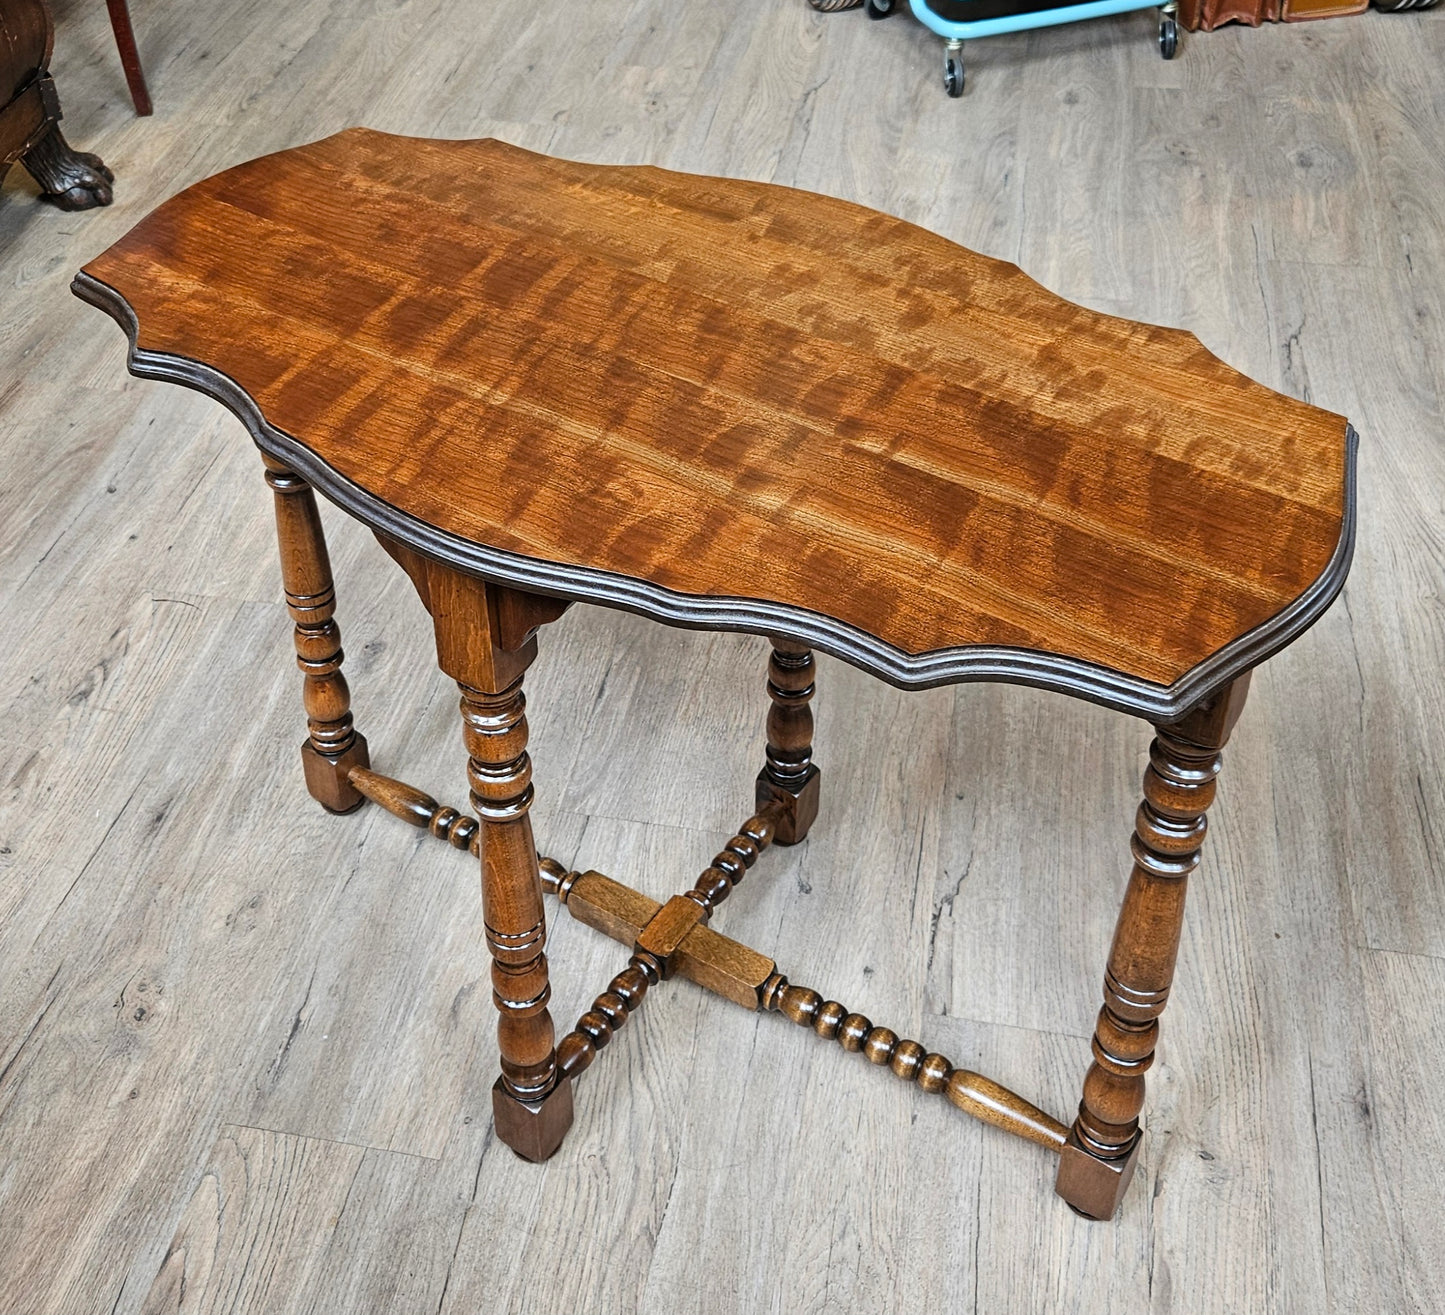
[866,0,896,16]
[1158,13,1178,58]
[943,42,964,97]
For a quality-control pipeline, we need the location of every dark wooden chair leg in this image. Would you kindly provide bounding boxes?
[755,640,821,845]
[1056,674,1251,1219]
[263,455,369,813]
[104,0,152,116]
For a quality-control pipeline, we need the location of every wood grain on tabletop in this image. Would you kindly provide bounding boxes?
[82,126,1348,687]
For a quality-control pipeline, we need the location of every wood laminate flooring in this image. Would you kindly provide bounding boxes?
[1,1,1442,1311]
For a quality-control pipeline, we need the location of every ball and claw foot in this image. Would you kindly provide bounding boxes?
[21,124,114,210]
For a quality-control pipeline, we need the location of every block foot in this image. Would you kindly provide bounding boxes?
[492,1076,574,1162]
[1054,1127,1141,1220]
[301,733,370,813]
[755,763,820,846]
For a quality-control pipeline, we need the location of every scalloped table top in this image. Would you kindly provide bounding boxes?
[75,128,1355,718]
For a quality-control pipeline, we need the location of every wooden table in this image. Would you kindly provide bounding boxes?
[73,128,1357,1221]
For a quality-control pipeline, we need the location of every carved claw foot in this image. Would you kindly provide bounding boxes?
[22,124,114,210]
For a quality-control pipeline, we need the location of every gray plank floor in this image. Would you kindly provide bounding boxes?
[2,1,1442,1311]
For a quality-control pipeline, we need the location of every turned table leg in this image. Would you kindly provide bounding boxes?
[377,539,574,1159]
[755,640,821,845]
[262,455,369,812]
[460,673,573,1158]
[1056,674,1250,1219]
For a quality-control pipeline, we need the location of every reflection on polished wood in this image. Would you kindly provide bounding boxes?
[77,128,1353,713]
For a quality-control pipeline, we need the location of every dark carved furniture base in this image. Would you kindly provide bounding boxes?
[1,1,113,210]
[21,120,113,209]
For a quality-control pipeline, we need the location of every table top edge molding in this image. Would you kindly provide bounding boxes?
[71,270,1359,724]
